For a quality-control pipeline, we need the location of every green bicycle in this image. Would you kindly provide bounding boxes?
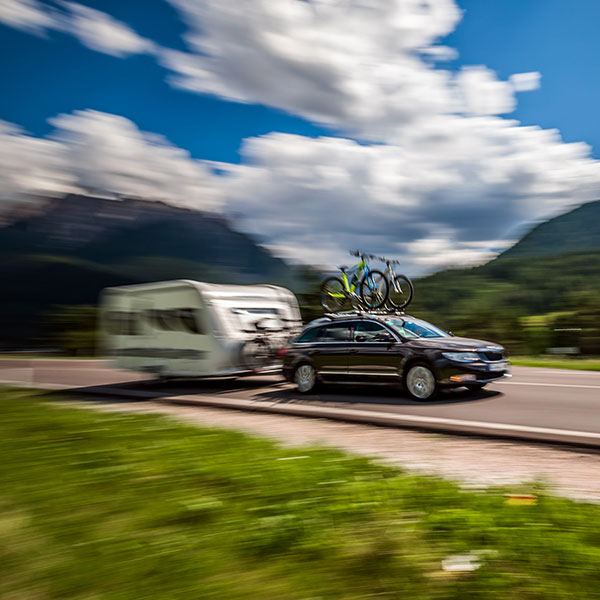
[320,251,389,312]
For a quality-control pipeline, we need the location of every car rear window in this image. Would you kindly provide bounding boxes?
[296,326,321,343]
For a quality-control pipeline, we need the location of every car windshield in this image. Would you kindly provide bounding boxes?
[385,317,450,339]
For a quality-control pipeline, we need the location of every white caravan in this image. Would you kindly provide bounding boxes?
[99,280,302,378]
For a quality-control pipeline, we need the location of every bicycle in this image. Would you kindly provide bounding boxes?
[320,251,389,312]
[239,316,301,370]
[366,255,414,310]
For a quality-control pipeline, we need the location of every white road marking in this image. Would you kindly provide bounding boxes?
[495,381,600,390]
[180,394,600,441]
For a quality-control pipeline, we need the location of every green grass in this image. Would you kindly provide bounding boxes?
[510,356,600,371]
[2,388,600,599]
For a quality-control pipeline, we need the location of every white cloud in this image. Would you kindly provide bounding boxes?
[1,1,598,273]
[160,0,466,138]
[2,109,599,273]
[57,2,155,57]
[0,111,223,212]
[222,119,600,272]
[510,71,542,92]
[455,66,516,116]
[0,0,154,57]
[0,120,74,213]
[159,0,540,139]
[0,0,56,32]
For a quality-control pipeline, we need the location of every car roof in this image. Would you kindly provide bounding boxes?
[306,313,409,328]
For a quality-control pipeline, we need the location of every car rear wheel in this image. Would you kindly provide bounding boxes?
[294,363,318,394]
[405,364,438,401]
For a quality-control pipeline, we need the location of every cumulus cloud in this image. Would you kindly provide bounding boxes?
[0,111,223,212]
[223,121,600,272]
[160,0,465,138]
[510,71,542,92]
[56,2,155,57]
[455,66,516,116]
[1,1,598,273]
[0,120,74,210]
[2,109,600,273]
[0,0,154,57]
[158,0,540,139]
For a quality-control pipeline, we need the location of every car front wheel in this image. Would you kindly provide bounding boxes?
[294,363,318,394]
[405,364,438,401]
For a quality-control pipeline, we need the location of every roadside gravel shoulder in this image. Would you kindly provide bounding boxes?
[68,396,600,502]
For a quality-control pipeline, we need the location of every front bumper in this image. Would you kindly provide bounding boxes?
[437,359,511,386]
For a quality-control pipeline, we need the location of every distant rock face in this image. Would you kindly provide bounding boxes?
[499,200,600,260]
[0,194,290,282]
[5,194,226,247]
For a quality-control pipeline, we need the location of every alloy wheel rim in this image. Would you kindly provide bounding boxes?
[295,365,316,392]
[407,366,435,399]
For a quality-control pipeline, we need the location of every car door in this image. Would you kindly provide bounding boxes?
[347,321,404,380]
[312,322,352,380]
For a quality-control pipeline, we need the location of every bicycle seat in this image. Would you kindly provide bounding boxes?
[337,265,349,273]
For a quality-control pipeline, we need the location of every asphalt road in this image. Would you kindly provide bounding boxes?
[1,359,599,445]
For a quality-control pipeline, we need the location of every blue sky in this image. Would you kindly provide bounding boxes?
[1,0,599,271]
[2,0,600,161]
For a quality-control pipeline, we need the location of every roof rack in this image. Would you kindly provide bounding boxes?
[323,309,406,320]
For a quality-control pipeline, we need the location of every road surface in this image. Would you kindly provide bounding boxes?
[1,359,599,446]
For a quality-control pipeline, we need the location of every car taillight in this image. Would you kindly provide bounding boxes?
[277,348,288,358]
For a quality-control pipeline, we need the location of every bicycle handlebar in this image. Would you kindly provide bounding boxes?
[349,250,401,265]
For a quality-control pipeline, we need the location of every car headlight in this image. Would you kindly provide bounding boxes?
[442,352,480,363]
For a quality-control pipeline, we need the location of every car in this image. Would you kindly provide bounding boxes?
[281,313,510,400]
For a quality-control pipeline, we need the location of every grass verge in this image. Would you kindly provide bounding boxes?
[1,388,600,599]
[510,356,600,371]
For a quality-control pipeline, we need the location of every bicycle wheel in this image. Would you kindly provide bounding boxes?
[359,270,389,310]
[320,277,348,312]
[240,337,273,370]
[388,274,414,310]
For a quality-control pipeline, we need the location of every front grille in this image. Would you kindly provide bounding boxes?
[478,351,504,362]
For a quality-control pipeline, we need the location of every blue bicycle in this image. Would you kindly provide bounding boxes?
[320,251,389,312]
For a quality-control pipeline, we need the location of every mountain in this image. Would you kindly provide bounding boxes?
[0,194,314,348]
[498,200,600,260]
[1,194,290,282]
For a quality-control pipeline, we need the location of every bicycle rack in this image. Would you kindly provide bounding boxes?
[323,309,406,321]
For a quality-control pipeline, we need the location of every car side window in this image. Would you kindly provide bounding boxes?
[318,323,351,342]
[354,321,394,342]
[296,326,321,343]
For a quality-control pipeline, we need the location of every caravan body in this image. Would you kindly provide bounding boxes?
[99,280,302,377]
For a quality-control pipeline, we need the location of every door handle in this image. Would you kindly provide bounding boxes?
[349,349,359,354]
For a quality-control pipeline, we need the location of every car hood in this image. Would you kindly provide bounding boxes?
[404,336,503,352]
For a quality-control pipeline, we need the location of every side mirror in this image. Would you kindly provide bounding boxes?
[355,334,367,342]
[374,333,394,342]
[448,331,455,337]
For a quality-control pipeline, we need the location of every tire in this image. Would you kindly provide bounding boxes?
[405,363,438,401]
[465,383,487,392]
[320,277,348,312]
[294,363,318,393]
[388,274,414,310]
[359,270,389,310]
[240,337,273,370]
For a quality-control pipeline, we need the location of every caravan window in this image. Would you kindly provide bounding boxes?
[104,311,139,335]
[177,308,204,334]
[143,308,204,334]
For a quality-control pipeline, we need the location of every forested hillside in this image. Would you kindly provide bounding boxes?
[498,200,600,260]
[0,194,317,348]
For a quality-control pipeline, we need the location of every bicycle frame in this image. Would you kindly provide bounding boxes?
[339,256,377,295]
